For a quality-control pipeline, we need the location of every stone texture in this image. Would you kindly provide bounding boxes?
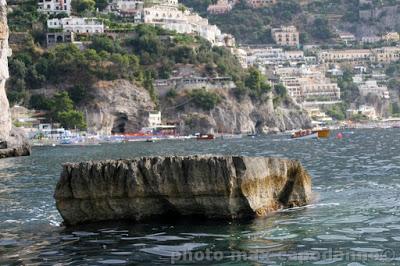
[85,79,155,135]
[163,90,311,135]
[54,155,312,226]
[0,0,31,159]
[0,0,11,141]
[0,127,31,159]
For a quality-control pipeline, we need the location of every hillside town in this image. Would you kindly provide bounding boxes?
[6,0,400,142]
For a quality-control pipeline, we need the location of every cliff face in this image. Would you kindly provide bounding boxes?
[0,0,30,158]
[84,80,155,135]
[0,0,11,141]
[54,155,312,226]
[164,90,311,134]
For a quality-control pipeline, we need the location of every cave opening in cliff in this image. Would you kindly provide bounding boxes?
[112,113,128,134]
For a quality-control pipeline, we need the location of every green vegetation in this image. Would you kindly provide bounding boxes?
[180,0,301,44]
[244,67,271,98]
[336,69,360,104]
[8,0,46,32]
[8,21,273,124]
[390,102,400,116]
[189,89,221,111]
[325,103,347,121]
[310,18,333,41]
[30,92,86,129]
[71,0,96,15]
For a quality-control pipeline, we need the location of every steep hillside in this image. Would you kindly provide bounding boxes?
[182,0,400,45]
[6,9,310,134]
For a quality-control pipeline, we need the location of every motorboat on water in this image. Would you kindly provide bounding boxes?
[291,129,319,140]
[196,134,215,140]
[312,128,330,138]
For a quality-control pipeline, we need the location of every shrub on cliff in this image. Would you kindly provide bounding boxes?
[245,67,271,98]
[189,89,221,111]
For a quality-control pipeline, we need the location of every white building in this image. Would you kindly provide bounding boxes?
[38,0,71,15]
[358,80,390,99]
[361,36,381,44]
[148,111,162,127]
[47,17,105,34]
[246,47,305,66]
[143,5,228,46]
[338,32,356,45]
[105,0,144,21]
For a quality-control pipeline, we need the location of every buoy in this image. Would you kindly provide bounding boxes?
[336,132,343,139]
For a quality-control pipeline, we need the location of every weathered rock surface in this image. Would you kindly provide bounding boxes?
[85,80,155,135]
[0,0,30,159]
[54,156,312,226]
[163,90,311,135]
[0,0,11,141]
[0,127,31,159]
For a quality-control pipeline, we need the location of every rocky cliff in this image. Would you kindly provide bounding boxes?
[54,155,312,226]
[85,82,310,134]
[0,0,30,158]
[84,80,155,135]
[0,0,11,141]
[164,90,311,134]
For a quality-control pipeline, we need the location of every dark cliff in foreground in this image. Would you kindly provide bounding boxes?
[54,155,312,226]
[0,0,30,159]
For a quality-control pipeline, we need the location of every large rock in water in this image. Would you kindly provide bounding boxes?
[54,156,312,226]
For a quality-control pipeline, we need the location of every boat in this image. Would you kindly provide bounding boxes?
[291,130,319,140]
[221,134,243,140]
[312,128,330,138]
[145,138,159,143]
[196,134,215,140]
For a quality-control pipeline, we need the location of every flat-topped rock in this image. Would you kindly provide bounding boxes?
[54,155,312,226]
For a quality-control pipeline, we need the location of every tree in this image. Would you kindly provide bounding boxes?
[245,67,271,97]
[69,85,89,104]
[274,83,287,98]
[143,71,158,104]
[71,0,95,15]
[89,36,122,54]
[95,0,109,11]
[190,89,221,110]
[310,18,333,40]
[58,110,87,130]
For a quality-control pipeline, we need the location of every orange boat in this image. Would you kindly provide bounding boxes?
[312,128,330,138]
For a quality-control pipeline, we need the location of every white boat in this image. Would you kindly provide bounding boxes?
[291,132,319,140]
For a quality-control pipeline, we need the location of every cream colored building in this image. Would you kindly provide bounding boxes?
[271,26,299,47]
[358,80,390,99]
[372,47,400,63]
[382,32,400,42]
[318,49,372,62]
[278,65,340,103]
[318,47,400,63]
